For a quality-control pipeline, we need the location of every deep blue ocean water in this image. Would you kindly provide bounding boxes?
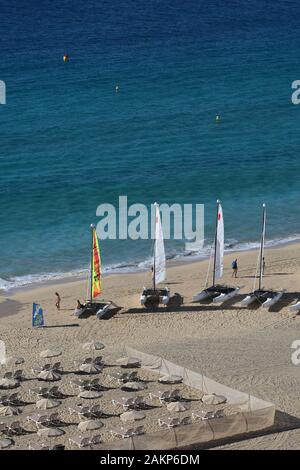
[1,0,300,289]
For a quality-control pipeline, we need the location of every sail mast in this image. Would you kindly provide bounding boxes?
[90,224,94,303]
[212,200,220,286]
[153,203,157,292]
[258,204,266,290]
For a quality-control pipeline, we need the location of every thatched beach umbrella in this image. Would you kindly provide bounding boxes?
[0,406,20,417]
[37,427,64,438]
[78,419,103,432]
[0,438,13,449]
[37,370,61,382]
[79,363,102,374]
[78,390,102,399]
[158,374,183,384]
[166,401,190,412]
[120,410,145,423]
[0,378,19,389]
[40,349,62,359]
[202,393,227,405]
[36,398,61,410]
[121,381,147,391]
[116,357,140,368]
[82,341,105,351]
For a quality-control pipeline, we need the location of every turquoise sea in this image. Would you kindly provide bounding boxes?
[1,0,300,289]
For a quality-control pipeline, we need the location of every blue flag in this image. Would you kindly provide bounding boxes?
[32,303,44,327]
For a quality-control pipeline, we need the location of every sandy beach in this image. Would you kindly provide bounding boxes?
[1,243,300,449]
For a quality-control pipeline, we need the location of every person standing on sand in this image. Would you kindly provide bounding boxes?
[232,259,238,278]
[55,292,61,310]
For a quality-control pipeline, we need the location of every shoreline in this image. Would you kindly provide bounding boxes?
[1,236,300,299]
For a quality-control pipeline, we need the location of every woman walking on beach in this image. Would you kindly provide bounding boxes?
[232,259,238,278]
[55,292,61,310]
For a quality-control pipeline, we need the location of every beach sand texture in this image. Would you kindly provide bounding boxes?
[1,243,300,449]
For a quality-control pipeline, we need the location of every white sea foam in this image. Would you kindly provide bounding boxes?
[1,234,300,292]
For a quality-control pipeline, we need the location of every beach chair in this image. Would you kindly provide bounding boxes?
[133,396,146,409]
[0,422,8,434]
[46,412,61,426]
[192,410,215,421]
[149,390,171,403]
[69,435,91,448]
[180,416,191,426]
[169,389,181,401]
[3,372,13,379]
[133,425,144,436]
[28,443,50,450]
[112,397,135,411]
[88,435,101,446]
[93,356,103,365]
[214,409,225,418]
[158,417,180,428]
[110,427,135,439]
[52,362,62,372]
[0,395,8,405]
[89,404,102,418]
[29,387,49,398]
[48,386,61,398]
[27,413,48,426]
[83,358,93,364]
[6,393,20,406]
[7,421,25,436]
[13,370,24,381]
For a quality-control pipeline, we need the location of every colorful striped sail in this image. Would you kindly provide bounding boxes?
[92,227,101,298]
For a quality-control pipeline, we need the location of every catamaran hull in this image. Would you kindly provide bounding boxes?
[290,301,300,313]
[140,287,170,308]
[262,291,284,309]
[213,287,241,304]
[240,294,257,307]
[192,290,215,302]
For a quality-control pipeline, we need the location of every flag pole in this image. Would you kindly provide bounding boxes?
[90,224,94,303]
[212,200,220,287]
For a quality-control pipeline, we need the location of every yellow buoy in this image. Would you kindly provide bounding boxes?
[63,54,69,62]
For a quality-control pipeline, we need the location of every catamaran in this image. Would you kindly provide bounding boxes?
[75,224,121,319]
[241,204,284,309]
[140,202,171,309]
[193,200,241,303]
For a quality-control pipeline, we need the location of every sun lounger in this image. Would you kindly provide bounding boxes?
[149,390,171,403]
[0,395,8,405]
[69,435,91,448]
[13,370,24,381]
[192,409,224,420]
[169,389,182,401]
[112,397,135,411]
[158,417,180,428]
[3,372,13,379]
[133,425,144,435]
[7,421,25,435]
[0,422,8,433]
[110,427,135,439]
[6,393,20,406]
[28,443,50,450]
[27,413,48,426]
[89,435,101,446]
[133,396,146,409]
[179,416,191,426]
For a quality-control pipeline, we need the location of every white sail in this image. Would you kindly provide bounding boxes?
[154,203,166,285]
[214,202,224,280]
